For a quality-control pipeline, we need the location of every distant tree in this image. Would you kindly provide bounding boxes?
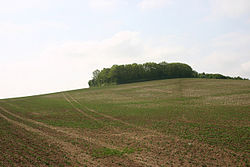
[92,70,100,80]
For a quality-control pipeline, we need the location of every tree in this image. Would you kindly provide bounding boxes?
[92,70,100,80]
[88,61,245,87]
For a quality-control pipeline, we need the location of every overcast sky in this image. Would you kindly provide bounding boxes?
[0,0,250,99]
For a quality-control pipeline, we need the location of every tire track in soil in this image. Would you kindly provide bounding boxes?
[63,93,165,167]
[0,108,102,167]
[64,93,175,166]
[0,105,118,150]
[65,93,168,148]
[62,93,99,122]
[66,93,170,138]
[0,104,152,167]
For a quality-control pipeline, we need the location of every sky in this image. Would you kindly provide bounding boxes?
[0,0,250,99]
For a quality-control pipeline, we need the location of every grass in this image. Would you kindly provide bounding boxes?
[75,79,250,151]
[92,147,135,158]
[0,78,249,166]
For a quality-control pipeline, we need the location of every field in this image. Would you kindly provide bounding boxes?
[0,78,249,166]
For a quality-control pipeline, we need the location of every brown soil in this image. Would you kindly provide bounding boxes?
[0,93,248,167]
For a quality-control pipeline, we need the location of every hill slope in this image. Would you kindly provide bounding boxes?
[0,78,249,166]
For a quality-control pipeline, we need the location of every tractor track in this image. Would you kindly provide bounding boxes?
[63,93,175,166]
[66,93,171,139]
[0,107,103,167]
[0,104,158,167]
[64,93,171,147]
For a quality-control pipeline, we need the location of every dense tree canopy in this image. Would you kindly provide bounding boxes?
[89,62,192,87]
[88,62,247,87]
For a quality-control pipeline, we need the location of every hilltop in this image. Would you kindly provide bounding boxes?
[88,62,247,87]
[0,78,249,166]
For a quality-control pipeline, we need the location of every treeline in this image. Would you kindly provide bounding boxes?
[88,62,247,87]
[195,72,246,80]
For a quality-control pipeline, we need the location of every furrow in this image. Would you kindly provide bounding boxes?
[0,105,153,166]
[0,109,102,167]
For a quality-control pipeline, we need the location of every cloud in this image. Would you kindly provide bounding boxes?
[1,30,249,99]
[210,0,250,19]
[211,32,250,49]
[0,56,88,99]
[201,32,250,78]
[43,31,142,63]
[88,0,127,12]
[0,31,189,98]
[138,0,172,10]
[42,31,190,66]
[241,61,250,76]
[203,52,239,72]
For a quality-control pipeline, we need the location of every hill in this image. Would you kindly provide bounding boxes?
[88,62,247,87]
[0,78,249,166]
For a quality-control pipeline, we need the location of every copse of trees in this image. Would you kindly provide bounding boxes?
[89,62,247,87]
[88,62,194,87]
[88,62,247,87]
